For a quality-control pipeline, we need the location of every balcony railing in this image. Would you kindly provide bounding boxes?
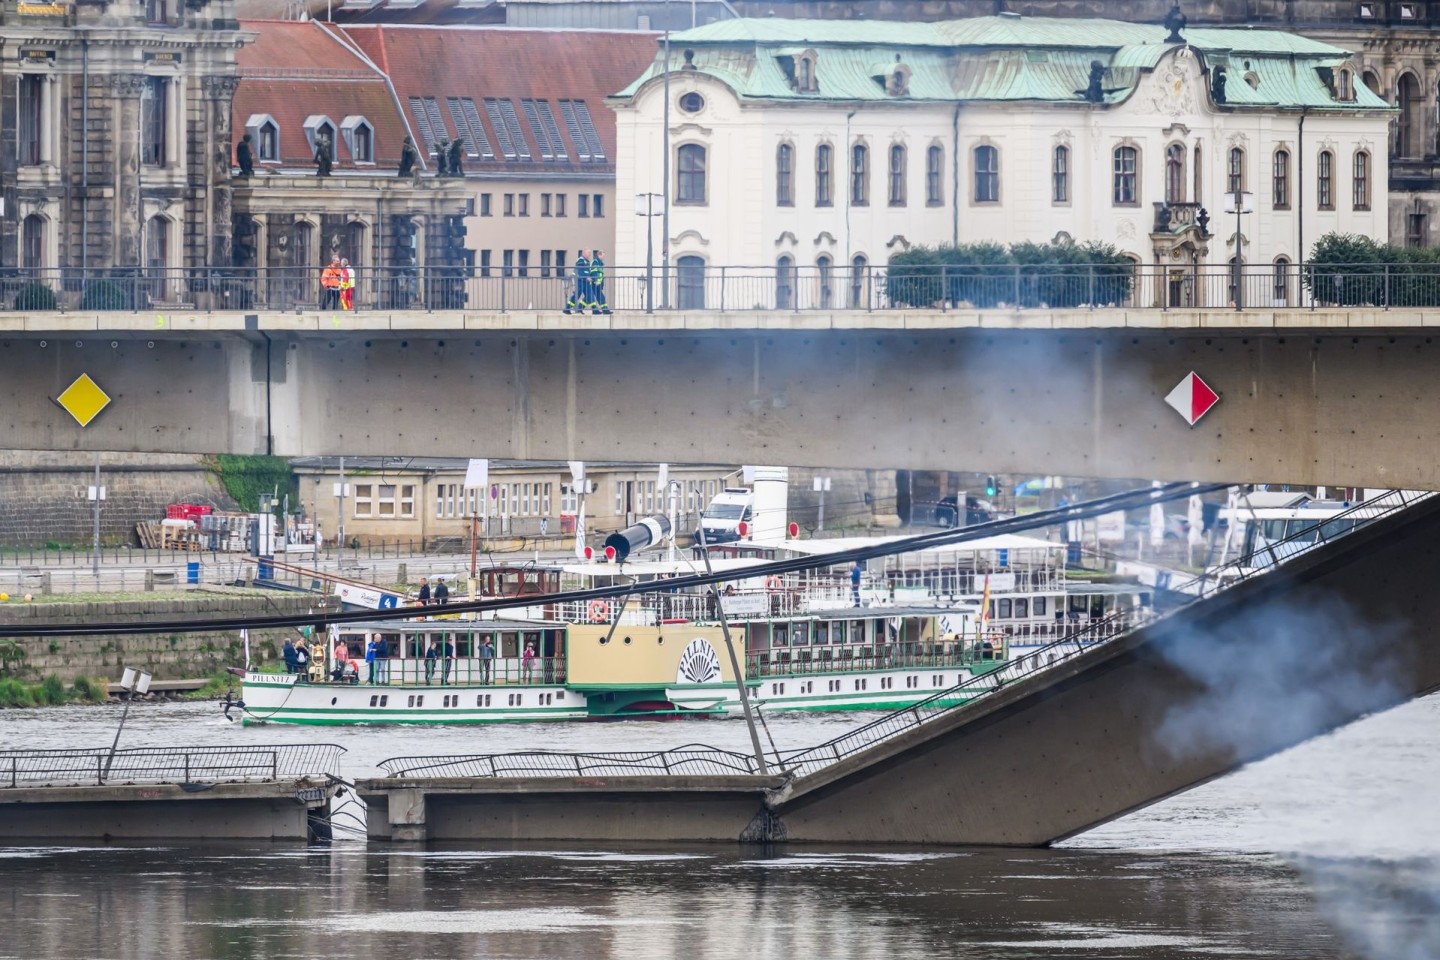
[1,263,1436,313]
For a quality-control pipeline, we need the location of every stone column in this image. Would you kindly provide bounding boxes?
[203,76,239,268]
[109,73,148,268]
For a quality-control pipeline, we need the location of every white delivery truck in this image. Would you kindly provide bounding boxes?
[699,467,789,544]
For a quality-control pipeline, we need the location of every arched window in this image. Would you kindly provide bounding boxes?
[677,255,706,309]
[817,254,833,309]
[293,221,314,267]
[1112,145,1138,205]
[775,255,795,309]
[1165,143,1185,204]
[21,214,44,274]
[1052,145,1069,203]
[850,142,869,206]
[926,145,943,205]
[888,144,906,206]
[815,144,833,207]
[1337,69,1355,101]
[1318,149,1335,210]
[849,254,868,308]
[1272,149,1291,209]
[344,220,367,268]
[1397,73,1420,158]
[145,214,171,299]
[973,144,998,203]
[1353,150,1371,210]
[257,119,279,162]
[1273,257,1291,306]
[676,144,706,204]
[1362,70,1381,97]
[1227,146,1246,196]
[776,142,794,206]
[1192,143,1203,204]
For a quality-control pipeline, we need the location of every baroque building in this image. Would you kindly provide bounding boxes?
[0,0,248,301]
[610,15,1391,307]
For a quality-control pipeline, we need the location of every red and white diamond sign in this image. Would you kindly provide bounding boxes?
[1164,371,1219,426]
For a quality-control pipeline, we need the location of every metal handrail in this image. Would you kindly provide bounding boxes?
[371,489,1429,782]
[3,262,1436,313]
[0,743,346,787]
[377,743,765,778]
[772,488,1432,778]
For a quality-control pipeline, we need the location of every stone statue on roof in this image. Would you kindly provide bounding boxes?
[434,137,451,176]
[1164,3,1187,45]
[1211,64,1228,104]
[447,137,465,177]
[398,136,419,179]
[1082,60,1106,103]
[314,134,332,177]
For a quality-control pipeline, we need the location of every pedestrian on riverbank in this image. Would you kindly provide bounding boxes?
[282,638,298,674]
[434,577,449,605]
[424,638,438,685]
[479,636,494,683]
[365,635,378,684]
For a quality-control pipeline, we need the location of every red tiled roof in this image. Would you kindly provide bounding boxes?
[339,25,658,174]
[234,20,412,168]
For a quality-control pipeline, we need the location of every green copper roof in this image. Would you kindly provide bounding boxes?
[613,14,1389,111]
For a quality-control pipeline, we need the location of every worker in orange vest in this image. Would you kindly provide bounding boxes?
[320,256,343,310]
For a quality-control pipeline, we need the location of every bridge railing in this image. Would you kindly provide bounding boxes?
[376,744,766,778]
[1,263,1432,313]
[372,490,1430,783]
[0,743,346,787]
[772,488,1434,779]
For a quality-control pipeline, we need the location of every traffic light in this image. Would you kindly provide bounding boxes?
[985,476,997,497]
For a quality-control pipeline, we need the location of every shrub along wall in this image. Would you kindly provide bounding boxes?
[0,595,321,683]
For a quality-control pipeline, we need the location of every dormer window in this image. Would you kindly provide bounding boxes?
[1338,68,1355,101]
[796,50,818,93]
[341,115,375,164]
[246,113,280,163]
[303,114,337,156]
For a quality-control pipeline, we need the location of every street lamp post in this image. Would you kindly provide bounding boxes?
[635,192,661,313]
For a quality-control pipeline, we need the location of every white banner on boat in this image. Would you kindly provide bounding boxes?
[986,573,1017,591]
[334,583,402,610]
[720,593,768,616]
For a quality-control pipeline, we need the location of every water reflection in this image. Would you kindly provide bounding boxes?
[0,843,1375,959]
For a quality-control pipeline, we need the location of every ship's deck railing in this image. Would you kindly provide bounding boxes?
[0,743,346,787]
[373,489,1428,781]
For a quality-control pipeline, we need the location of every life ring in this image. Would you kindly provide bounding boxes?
[588,599,611,623]
[764,576,783,593]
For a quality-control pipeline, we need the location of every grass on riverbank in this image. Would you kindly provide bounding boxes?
[0,673,110,708]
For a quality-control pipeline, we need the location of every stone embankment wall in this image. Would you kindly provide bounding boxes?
[0,595,321,683]
[0,452,237,547]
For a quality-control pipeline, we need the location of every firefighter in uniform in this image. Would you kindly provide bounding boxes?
[565,249,591,314]
[589,249,611,315]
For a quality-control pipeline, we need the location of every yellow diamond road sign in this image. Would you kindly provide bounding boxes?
[56,373,111,427]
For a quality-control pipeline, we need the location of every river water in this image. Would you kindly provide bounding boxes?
[2,694,1438,959]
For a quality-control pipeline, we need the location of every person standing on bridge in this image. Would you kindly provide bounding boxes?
[320,256,343,310]
[565,250,591,314]
[339,258,356,311]
[417,576,431,607]
[434,577,450,605]
[589,250,611,315]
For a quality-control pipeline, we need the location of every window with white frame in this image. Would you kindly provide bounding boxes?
[377,485,397,517]
[354,484,374,517]
[341,115,375,164]
[400,485,415,518]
